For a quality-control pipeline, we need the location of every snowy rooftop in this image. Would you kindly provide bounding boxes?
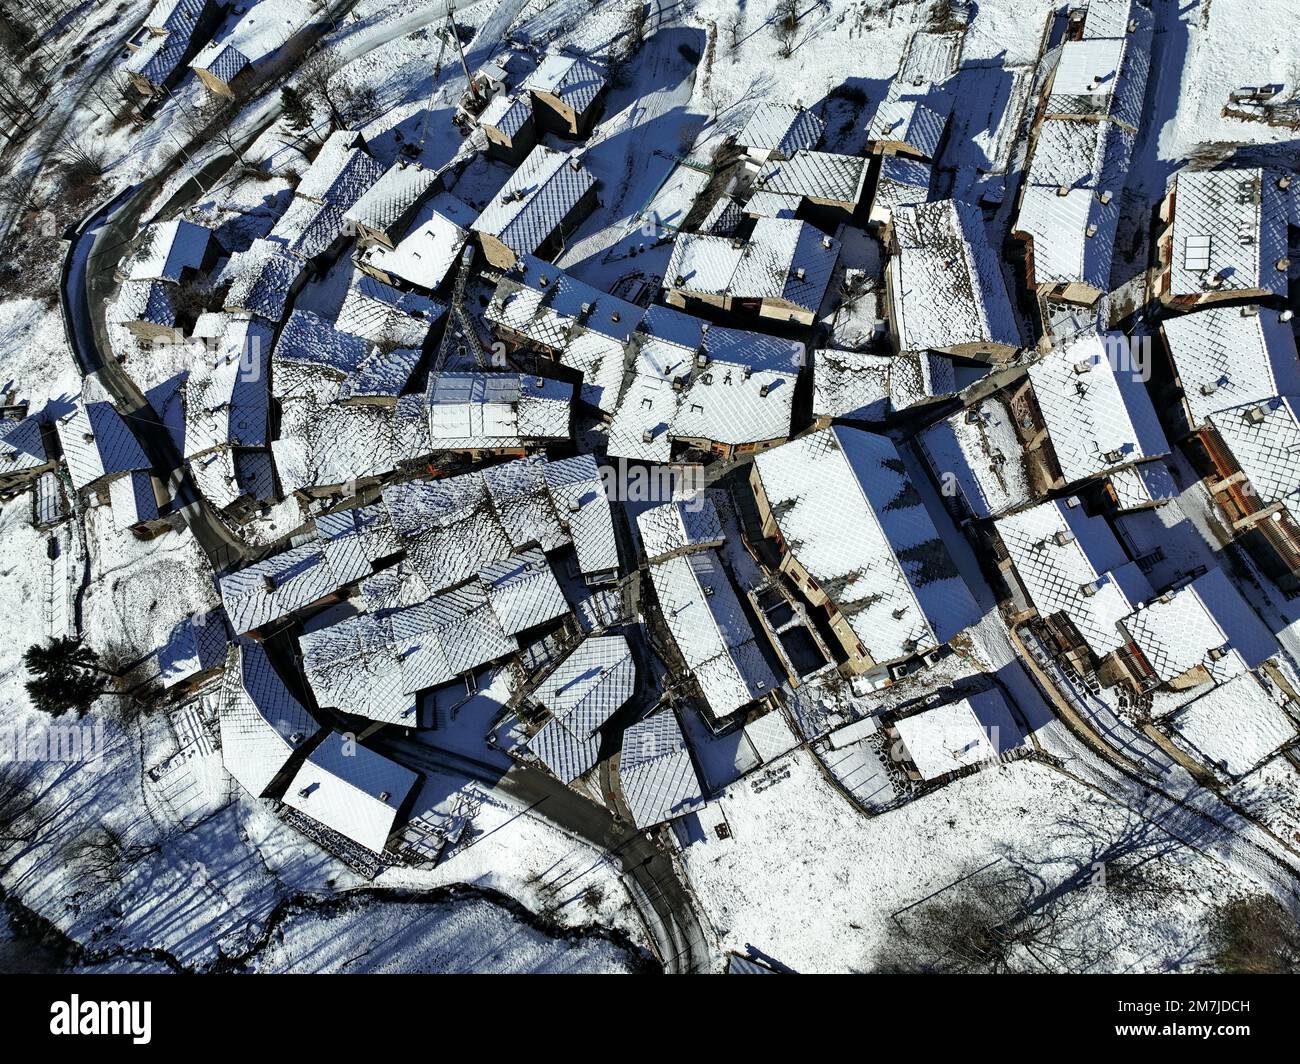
[471,146,595,258]
[753,426,980,663]
[191,0,318,77]
[1162,307,1300,430]
[157,611,228,689]
[811,348,893,423]
[218,639,320,798]
[480,92,532,138]
[0,410,51,479]
[737,103,824,156]
[1045,34,1150,130]
[358,192,476,292]
[1167,169,1289,298]
[637,497,724,563]
[867,81,953,159]
[919,398,1035,520]
[222,238,304,321]
[523,52,607,114]
[128,219,214,283]
[1027,329,1169,484]
[1118,568,1276,685]
[755,150,869,206]
[618,710,705,829]
[527,634,635,784]
[55,397,151,492]
[336,273,444,348]
[1206,397,1300,510]
[889,200,1019,353]
[650,549,778,721]
[293,130,385,210]
[184,317,273,458]
[995,498,1151,655]
[1166,670,1297,779]
[895,688,1024,781]
[345,161,440,235]
[426,372,573,449]
[282,732,418,854]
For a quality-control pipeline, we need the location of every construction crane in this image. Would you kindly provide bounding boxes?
[433,245,491,373]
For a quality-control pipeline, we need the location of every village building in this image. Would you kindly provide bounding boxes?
[218,638,322,798]
[1041,29,1150,132]
[344,160,441,249]
[124,0,227,98]
[109,468,173,537]
[885,200,1020,360]
[524,634,635,784]
[636,496,724,564]
[751,426,980,678]
[425,372,574,457]
[866,81,953,161]
[869,155,933,227]
[663,217,840,327]
[1162,668,1298,780]
[1112,568,1276,692]
[750,150,870,225]
[1160,305,1300,436]
[811,348,962,427]
[294,130,386,210]
[221,238,306,324]
[736,103,825,165]
[919,397,1039,521]
[617,710,705,829]
[1155,168,1291,307]
[1200,396,1300,592]
[281,731,419,855]
[356,192,477,292]
[479,92,537,164]
[892,688,1025,783]
[471,146,597,268]
[54,395,152,499]
[523,52,607,137]
[156,611,229,693]
[649,548,779,723]
[0,410,56,494]
[994,497,1152,664]
[189,0,318,98]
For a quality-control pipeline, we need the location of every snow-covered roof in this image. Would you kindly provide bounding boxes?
[755,150,869,206]
[269,197,348,260]
[1166,670,1297,778]
[637,496,724,563]
[649,549,778,721]
[358,192,476,292]
[919,398,1035,519]
[128,219,214,282]
[282,731,418,854]
[336,273,444,348]
[541,454,619,579]
[618,710,705,828]
[55,398,151,492]
[873,155,933,219]
[527,634,635,783]
[0,411,52,480]
[345,160,440,235]
[889,200,1019,354]
[157,611,228,688]
[219,639,320,798]
[1081,0,1154,39]
[666,218,840,313]
[1015,185,1120,293]
[220,504,399,633]
[867,81,952,159]
[116,278,178,328]
[191,0,316,78]
[189,447,275,512]
[1107,459,1176,511]
[1167,169,1290,299]
[471,146,595,259]
[487,254,645,348]
[737,103,824,156]
[1162,307,1300,431]
[753,427,980,663]
[222,238,304,321]
[109,469,164,530]
[1206,397,1300,510]
[995,498,1151,654]
[426,372,573,449]
[1045,34,1150,130]
[1118,568,1276,684]
[480,92,532,138]
[895,687,1024,781]
[480,546,570,635]
[1027,329,1168,484]
[811,349,893,423]
[523,52,607,114]
[293,130,385,210]
[184,318,272,458]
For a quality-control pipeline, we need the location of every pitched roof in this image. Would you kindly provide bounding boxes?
[895,687,1024,780]
[1206,396,1300,508]
[0,411,52,479]
[222,238,304,321]
[755,150,869,206]
[737,103,824,156]
[219,639,320,797]
[345,160,440,234]
[1167,168,1290,299]
[55,398,151,492]
[184,318,273,458]
[867,81,952,159]
[1162,306,1300,430]
[471,146,595,258]
[637,497,724,562]
[358,192,476,291]
[753,426,980,663]
[995,498,1151,654]
[523,52,607,114]
[618,710,705,828]
[282,731,418,853]
[426,372,573,449]
[919,398,1035,519]
[1027,329,1169,484]
[480,92,532,138]
[1166,669,1297,778]
[293,130,385,209]
[128,219,214,282]
[889,200,1019,353]
[650,549,779,721]
[157,611,228,688]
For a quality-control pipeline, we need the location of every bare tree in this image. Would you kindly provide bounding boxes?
[297,53,380,133]
[725,11,745,53]
[773,0,801,59]
[1208,895,1300,974]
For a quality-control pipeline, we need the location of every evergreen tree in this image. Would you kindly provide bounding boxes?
[23,637,108,718]
[281,85,312,132]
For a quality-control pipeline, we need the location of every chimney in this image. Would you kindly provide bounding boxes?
[1053,530,1075,546]
[1279,174,1293,190]
[759,383,771,398]
[795,267,806,281]
[641,428,654,443]
[820,235,832,249]
[262,574,276,593]
[1277,258,1291,271]
[1281,309,1295,322]
[1098,189,1112,204]
[1056,185,1070,197]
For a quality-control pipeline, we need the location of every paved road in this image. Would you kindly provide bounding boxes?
[372,735,712,973]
